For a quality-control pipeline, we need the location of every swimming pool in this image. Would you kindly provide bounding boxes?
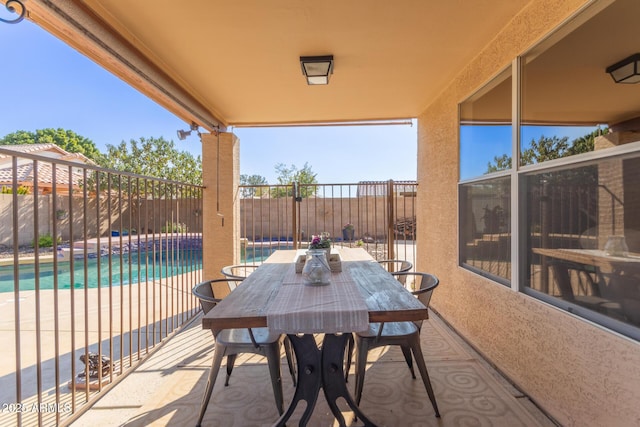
[242,242,294,263]
[0,249,203,293]
[1,239,294,293]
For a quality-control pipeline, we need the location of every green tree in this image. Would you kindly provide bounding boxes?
[0,128,105,164]
[567,128,601,156]
[103,137,202,186]
[486,154,512,173]
[271,162,318,198]
[240,174,268,198]
[486,129,603,173]
[521,135,570,165]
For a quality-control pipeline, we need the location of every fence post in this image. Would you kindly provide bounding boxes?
[292,182,298,249]
[387,180,395,260]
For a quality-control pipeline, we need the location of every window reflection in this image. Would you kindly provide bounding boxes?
[520,0,640,166]
[459,69,511,180]
[460,176,511,283]
[526,156,640,328]
[457,0,640,337]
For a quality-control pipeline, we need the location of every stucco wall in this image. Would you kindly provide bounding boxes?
[202,132,239,297]
[417,0,640,426]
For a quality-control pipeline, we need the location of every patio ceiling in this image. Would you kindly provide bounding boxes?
[22,1,639,132]
[24,0,531,131]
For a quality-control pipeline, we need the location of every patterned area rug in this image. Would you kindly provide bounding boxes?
[73,312,554,427]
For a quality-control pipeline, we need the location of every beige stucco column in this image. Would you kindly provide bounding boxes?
[201,131,240,297]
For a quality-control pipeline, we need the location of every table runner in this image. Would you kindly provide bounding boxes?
[266,264,369,334]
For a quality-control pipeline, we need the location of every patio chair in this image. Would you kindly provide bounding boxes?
[192,279,296,427]
[344,259,413,381]
[377,259,413,283]
[352,272,441,418]
[377,259,413,273]
[548,260,611,311]
[221,264,297,384]
[221,264,260,289]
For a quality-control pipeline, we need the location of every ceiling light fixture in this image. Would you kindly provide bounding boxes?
[300,55,334,85]
[177,122,200,140]
[606,53,640,84]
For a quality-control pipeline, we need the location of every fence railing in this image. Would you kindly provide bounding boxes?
[239,180,418,267]
[0,146,416,426]
[0,147,203,427]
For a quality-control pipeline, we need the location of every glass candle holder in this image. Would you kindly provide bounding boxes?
[301,249,331,285]
[604,235,629,257]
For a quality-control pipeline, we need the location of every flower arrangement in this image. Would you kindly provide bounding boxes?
[343,222,354,230]
[310,232,331,249]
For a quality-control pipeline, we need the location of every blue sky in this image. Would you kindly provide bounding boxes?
[0,20,417,184]
[460,124,601,180]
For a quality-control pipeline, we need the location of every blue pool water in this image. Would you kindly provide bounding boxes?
[243,242,294,263]
[0,249,203,293]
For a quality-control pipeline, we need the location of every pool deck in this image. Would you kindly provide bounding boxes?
[0,254,56,266]
[0,274,197,427]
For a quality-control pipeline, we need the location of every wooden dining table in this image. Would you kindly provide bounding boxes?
[532,248,640,273]
[201,247,428,427]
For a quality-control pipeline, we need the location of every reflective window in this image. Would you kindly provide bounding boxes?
[460,176,511,283]
[460,68,512,180]
[525,155,640,331]
[458,0,640,339]
[520,0,639,166]
[520,0,640,338]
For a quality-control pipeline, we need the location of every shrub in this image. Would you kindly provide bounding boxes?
[1,185,30,194]
[161,221,188,233]
[33,234,61,248]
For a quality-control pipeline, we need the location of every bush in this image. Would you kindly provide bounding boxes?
[161,221,188,233]
[1,185,30,194]
[33,234,61,248]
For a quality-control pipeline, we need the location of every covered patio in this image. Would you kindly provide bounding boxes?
[3,1,640,426]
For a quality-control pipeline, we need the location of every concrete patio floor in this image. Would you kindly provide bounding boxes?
[71,310,558,427]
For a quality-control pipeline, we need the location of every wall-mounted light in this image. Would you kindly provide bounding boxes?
[606,53,640,84]
[300,55,334,85]
[1,0,26,24]
[177,122,200,140]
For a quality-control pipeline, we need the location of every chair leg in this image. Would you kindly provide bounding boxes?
[265,343,285,415]
[284,336,297,386]
[224,354,238,386]
[353,337,370,407]
[400,344,416,379]
[344,334,354,382]
[197,343,227,427]
[409,334,440,418]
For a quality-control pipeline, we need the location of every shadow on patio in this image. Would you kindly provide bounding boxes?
[71,310,557,427]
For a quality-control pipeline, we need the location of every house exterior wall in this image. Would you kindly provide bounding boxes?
[417,0,640,426]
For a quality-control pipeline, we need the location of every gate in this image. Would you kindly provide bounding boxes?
[239,180,417,266]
